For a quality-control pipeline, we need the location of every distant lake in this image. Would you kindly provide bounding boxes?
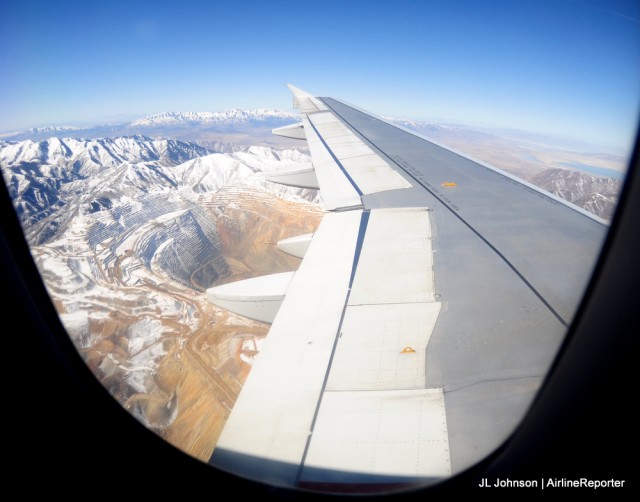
[561,162,624,180]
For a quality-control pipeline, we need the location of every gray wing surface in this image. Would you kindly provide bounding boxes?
[207,85,607,490]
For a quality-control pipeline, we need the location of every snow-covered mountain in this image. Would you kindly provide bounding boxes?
[1,136,317,245]
[1,136,211,238]
[129,109,298,128]
[1,134,322,444]
[1,135,210,174]
[0,125,79,139]
[1,109,303,152]
[529,168,622,220]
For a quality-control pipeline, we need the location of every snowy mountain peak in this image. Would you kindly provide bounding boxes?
[0,125,79,140]
[27,125,79,134]
[1,135,316,245]
[129,109,299,128]
[0,136,211,174]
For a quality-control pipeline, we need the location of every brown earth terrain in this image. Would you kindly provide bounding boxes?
[35,187,323,461]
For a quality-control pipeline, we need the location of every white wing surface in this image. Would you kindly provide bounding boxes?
[208,85,607,491]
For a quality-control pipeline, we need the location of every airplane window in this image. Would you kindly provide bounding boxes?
[1,0,637,495]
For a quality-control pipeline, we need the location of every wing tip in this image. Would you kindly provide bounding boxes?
[286,83,313,99]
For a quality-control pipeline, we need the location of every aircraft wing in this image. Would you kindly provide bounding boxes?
[208,85,608,490]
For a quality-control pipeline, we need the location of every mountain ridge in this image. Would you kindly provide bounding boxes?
[1,136,317,245]
[129,109,298,127]
[1,109,300,142]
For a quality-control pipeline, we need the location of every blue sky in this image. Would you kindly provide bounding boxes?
[1,0,638,153]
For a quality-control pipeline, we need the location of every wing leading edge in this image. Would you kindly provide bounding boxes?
[207,85,607,490]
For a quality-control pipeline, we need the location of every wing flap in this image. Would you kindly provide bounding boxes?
[211,208,449,485]
[307,112,412,199]
[277,98,412,211]
[298,208,449,481]
[212,210,362,481]
[303,116,362,210]
[349,207,435,305]
[325,302,441,391]
[301,389,450,482]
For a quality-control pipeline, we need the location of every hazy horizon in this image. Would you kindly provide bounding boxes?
[1,104,631,158]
